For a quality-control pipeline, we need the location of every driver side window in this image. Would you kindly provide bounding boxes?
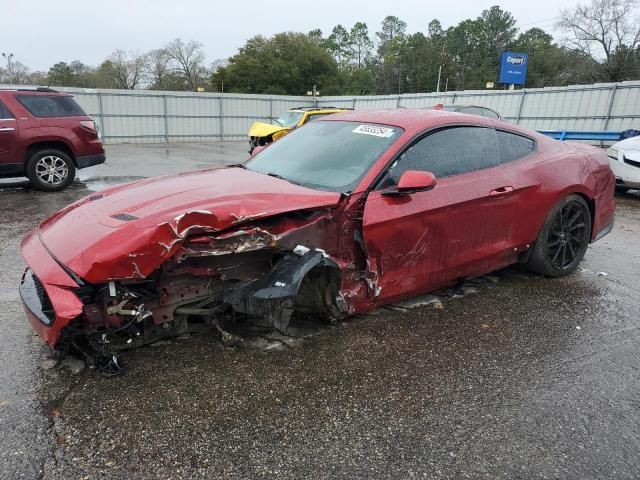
[378,126,501,189]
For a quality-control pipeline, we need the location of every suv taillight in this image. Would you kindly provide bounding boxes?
[79,120,101,140]
[79,120,96,132]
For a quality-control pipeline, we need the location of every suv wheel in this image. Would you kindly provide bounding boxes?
[26,149,76,191]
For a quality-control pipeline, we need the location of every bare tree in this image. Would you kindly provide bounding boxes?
[9,61,31,84]
[1,53,31,84]
[165,38,205,90]
[557,0,640,80]
[146,48,173,88]
[108,50,149,89]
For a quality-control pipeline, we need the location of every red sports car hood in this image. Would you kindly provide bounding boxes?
[37,166,342,283]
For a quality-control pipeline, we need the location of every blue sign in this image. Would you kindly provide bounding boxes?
[499,51,528,85]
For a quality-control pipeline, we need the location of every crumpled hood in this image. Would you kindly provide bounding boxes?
[248,121,289,138]
[37,166,341,283]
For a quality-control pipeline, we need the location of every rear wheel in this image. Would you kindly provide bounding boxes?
[26,149,76,191]
[526,195,591,277]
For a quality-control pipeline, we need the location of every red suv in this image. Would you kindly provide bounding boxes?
[0,88,105,191]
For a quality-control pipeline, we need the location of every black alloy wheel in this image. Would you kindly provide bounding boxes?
[546,201,589,271]
[526,194,592,277]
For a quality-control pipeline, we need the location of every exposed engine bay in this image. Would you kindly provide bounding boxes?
[47,206,358,362]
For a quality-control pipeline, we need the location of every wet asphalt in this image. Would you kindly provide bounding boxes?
[1,142,640,479]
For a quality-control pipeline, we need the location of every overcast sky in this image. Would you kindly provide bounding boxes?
[3,0,579,71]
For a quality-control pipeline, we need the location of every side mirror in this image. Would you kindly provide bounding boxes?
[383,170,437,196]
[250,145,266,157]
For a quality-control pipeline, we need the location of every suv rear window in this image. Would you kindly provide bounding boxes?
[16,95,85,118]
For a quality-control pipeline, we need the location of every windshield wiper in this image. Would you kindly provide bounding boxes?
[228,163,247,169]
[266,172,287,180]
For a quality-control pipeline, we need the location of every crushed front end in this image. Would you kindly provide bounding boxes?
[20,209,353,359]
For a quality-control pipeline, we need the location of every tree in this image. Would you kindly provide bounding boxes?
[512,28,593,87]
[107,50,148,89]
[376,15,407,58]
[166,38,206,91]
[478,6,517,59]
[374,16,409,94]
[476,6,518,86]
[46,61,96,87]
[212,32,338,95]
[445,19,483,90]
[47,62,74,86]
[350,22,373,68]
[69,60,96,87]
[94,60,118,88]
[428,19,444,39]
[557,0,640,81]
[323,25,354,66]
[308,29,324,45]
[7,61,30,84]
[146,48,173,89]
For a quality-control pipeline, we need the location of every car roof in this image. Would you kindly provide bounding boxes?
[0,87,69,96]
[441,104,494,110]
[323,108,543,140]
[323,108,491,128]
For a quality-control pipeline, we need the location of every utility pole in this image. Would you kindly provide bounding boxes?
[436,42,446,93]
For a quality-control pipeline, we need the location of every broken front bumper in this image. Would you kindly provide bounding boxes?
[20,229,84,347]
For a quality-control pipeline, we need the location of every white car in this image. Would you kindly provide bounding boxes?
[608,136,640,192]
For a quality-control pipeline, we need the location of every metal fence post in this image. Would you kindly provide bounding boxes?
[603,84,618,131]
[219,95,224,141]
[162,95,169,143]
[97,92,105,141]
[397,95,402,108]
[269,97,273,120]
[515,90,526,125]
[352,97,357,109]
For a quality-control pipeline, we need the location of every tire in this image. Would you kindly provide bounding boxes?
[615,185,630,193]
[526,194,592,277]
[26,149,76,192]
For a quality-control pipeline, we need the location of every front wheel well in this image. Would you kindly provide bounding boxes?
[25,142,76,166]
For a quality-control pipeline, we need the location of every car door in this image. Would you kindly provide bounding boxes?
[0,100,18,167]
[362,126,519,304]
[495,129,548,247]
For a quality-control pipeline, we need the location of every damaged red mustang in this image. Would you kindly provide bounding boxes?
[20,109,615,358]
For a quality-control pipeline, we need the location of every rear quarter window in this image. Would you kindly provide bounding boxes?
[0,100,14,119]
[497,130,535,163]
[16,95,85,118]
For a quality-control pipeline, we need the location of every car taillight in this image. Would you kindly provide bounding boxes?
[80,120,101,140]
[80,120,96,131]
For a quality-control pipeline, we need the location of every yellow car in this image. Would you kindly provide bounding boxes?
[248,107,349,153]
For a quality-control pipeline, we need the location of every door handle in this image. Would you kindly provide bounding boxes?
[489,186,514,197]
[0,127,15,132]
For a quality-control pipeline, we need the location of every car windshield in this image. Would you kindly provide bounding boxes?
[274,111,304,128]
[245,121,403,193]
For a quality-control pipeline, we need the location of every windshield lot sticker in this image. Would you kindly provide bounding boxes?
[352,125,395,138]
